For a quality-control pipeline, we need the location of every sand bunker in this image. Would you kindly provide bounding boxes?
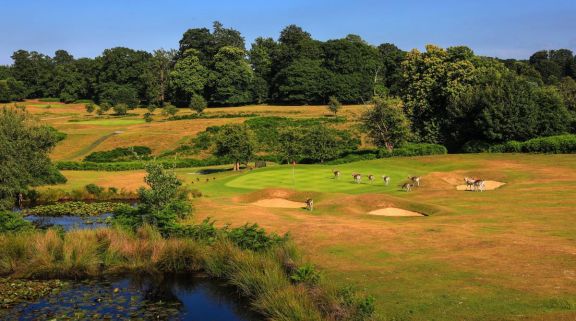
[251,198,305,209]
[456,181,506,191]
[368,207,425,217]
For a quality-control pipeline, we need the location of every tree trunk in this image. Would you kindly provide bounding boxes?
[233,161,240,171]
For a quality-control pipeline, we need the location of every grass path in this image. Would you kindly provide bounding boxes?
[67,131,121,160]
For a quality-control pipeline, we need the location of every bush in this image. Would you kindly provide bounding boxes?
[226,223,287,251]
[489,140,522,153]
[112,103,128,115]
[84,146,152,162]
[461,140,492,153]
[378,143,447,158]
[75,99,94,104]
[0,211,33,233]
[290,263,321,286]
[490,135,576,154]
[57,157,223,171]
[85,183,104,196]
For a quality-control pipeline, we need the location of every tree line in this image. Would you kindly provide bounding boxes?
[1,21,575,150]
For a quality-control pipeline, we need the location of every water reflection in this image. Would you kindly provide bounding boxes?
[7,274,261,321]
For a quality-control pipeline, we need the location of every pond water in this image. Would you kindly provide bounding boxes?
[6,274,261,321]
[24,213,112,231]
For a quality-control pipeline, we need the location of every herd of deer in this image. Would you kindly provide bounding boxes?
[331,170,486,192]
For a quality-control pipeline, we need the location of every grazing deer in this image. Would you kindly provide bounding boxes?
[305,198,314,211]
[382,175,390,185]
[473,179,485,192]
[333,169,341,179]
[368,174,375,184]
[408,176,421,187]
[352,173,362,184]
[464,177,475,191]
[402,183,413,192]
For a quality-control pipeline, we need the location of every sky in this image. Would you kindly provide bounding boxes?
[1,0,575,64]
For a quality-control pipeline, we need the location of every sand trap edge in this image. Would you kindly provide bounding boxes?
[368,207,426,217]
[251,198,306,209]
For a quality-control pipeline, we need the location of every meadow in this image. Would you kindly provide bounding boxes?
[3,100,574,320]
[49,153,576,321]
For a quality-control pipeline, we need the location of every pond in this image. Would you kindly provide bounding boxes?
[5,274,262,321]
[24,213,112,231]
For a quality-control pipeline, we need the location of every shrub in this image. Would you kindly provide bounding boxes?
[112,103,128,115]
[489,140,522,153]
[290,263,321,286]
[226,223,287,251]
[162,104,179,117]
[85,183,104,196]
[143,112,153,122]
[461,140,492,153]
[521,135,576,153]
[85,103,95,114]
[489,135,576,154]
[378,143,447,158]
[75,99,94,104]
[84,146,152,162]
[189,94,207,114]
[0,211,33,233]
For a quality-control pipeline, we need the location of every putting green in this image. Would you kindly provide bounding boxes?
[225,159,428,194]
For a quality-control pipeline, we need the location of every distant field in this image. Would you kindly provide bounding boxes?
[9,100,369,161]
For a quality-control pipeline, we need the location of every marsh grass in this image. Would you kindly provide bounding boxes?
[0,226,375,321]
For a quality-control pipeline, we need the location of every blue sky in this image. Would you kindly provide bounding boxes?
[1,0,575,64]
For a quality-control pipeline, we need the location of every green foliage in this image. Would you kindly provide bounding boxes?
[84,183,104,196]
[162,104,179,117]
[290,263,321,285]
[57,158,222,171]
[113,163,192,233]
[378,143,447,158]
[327,96,341,115]
[0,78,27,102]
[226,223,286,251]
[491,135,576,154]
[84,146,152,162]
[214,124,256,170]
[99,84,139,108]
[361,96,411,150]
[143,112,153,122]
[461,140,492,153]
[0,212,33,233]
[0,107,66,210]
[99,102,111,114]
[112,103,128,115]
[209,46,254,105]
[24,201,125,217]
[85,103,95,113]
[189,94,207,113]
[170,49,208,100]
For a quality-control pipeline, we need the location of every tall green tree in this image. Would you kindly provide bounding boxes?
[0,78,26,102]
[361,96,411,151]
[0,107,65,210]
[214,124,255,171]
[209,46,253,105]
[169,49,209,103]
[149,49,176,105]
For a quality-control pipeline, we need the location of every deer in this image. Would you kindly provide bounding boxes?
[333,169,341,179]
[382,175,390,185]
[401,183,413,192]
[473,179,485,192]
[464,177,476,191]
[352,173,362,184]
[408,176,421,187]
[305,198,314,211]
[368,174,375,184]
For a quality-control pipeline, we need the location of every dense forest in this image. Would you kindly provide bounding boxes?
[1,21,575,150]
